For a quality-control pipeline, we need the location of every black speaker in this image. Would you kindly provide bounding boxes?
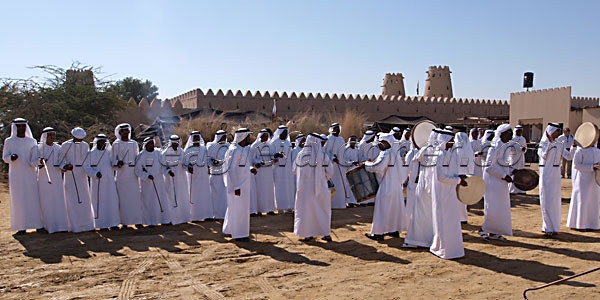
[523,72,534,88]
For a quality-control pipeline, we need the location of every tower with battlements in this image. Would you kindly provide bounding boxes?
[381,73,406,97]
[424,66,453,98]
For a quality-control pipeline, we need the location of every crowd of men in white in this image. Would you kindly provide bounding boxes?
[3,118,599,259]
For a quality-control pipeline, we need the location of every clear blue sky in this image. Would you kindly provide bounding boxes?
[2,0,599,101]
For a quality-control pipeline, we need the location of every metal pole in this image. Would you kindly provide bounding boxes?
[95,178,100,219]
[523,266,600,299]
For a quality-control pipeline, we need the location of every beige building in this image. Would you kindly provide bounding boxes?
[509,86,599,142]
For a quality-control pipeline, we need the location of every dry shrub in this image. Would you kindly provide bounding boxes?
[335,109,367,140]
[174,112,226,143]
[288,110,328,139]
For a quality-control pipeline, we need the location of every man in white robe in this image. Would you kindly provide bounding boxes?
[538,123,575,237]
[364,134,409,240]
[454,132,475,223]
[270,125,295,212]
[60,127,95,232]
[475,130,495,175]
[404,128,420,229]
[403,129,439,248]
[566,144,599,230]
[135,138,171,226]
[357,130,379,206]
[222,128,256,241]
[469,128,483,177]
[509,125,528,194]
[559,128,574,179]
[33,127,68,233]
[293,133,334,241]
[480,124,514,241]
[84,134,120,230]
[342,136,360,207]
[112,123,143,228]
[162,135,191,225]
[183,131,212,222]
[291,134,306,202]
[3,118,43,234]
[207,130,230,219]
[251,129,277,215]
[430,130,466,259]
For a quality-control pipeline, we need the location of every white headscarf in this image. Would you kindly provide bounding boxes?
[513,125,523,139]
[378,133,395,148]
[212,130,227,143]
[185,131,205,150]
[92,134,111,151]
[271,125,290,143]
[39,127,55,145]
[540,123,562,143]
[492,124,512,144]
[437,129,455,146]
[482,130,495,142]
[251,129,270,148]
[10,118,33,139]
[114,123,131,141]
[359,130,376,146]
[469,128,479,142]
[71,127,86,139]
[295,133,306,147]
[233,128,251,144]
[167,135,181,149]
[400,128,411,142]
[328,122,342,135]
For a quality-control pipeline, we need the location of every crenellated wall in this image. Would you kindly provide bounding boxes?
[571,96,599,108]
[159,88,508,125]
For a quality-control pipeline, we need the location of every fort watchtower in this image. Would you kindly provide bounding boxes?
[424,66,453,98]
[381,73,406,97]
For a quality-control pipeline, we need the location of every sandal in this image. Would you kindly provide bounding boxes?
[488,234,506,241]
[478,229,489,240]
[299,236,313,242]
[321,235,332,242]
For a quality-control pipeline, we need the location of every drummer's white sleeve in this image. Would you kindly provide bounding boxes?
[572,148,594,173]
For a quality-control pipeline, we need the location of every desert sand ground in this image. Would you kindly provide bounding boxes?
[0,175,599,300]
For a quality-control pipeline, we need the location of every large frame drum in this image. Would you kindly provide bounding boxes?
[346,165,379,203]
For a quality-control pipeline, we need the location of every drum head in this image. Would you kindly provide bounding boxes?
[456,175,485,205]
[512,169,539,191]
[574,122,599,148]
[411,120,437,149]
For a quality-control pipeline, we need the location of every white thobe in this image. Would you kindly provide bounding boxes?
[252,142,276,213]
[509,136,527,194]
[290,146,303,202]
[293,147,334,237]
[482,141,513,236]
[430,149,464,259]
[184,146,212,221]
[60,141,95,232]
[135,150,171,225]
[207,141,230,219]
[33,143,68,233]
[365,149,409,234]
[471,139,483,177]
[566,147,600,230]
[405,144,437,247]
[342,146,359,204]
[358,141,379,204]
[404,148,420,229]
[538,140,575,233]
[112,140,142,226]
[324,135,349,209]
[3,136,42,231]
[455,144,475,222]
[162,147,191,225]
[222,144,254,239]
[84,148,120,229]
[270,138,295,211]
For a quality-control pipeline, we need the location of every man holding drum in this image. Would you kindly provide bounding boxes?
[480,124,514,241]
[538,123,576,237]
